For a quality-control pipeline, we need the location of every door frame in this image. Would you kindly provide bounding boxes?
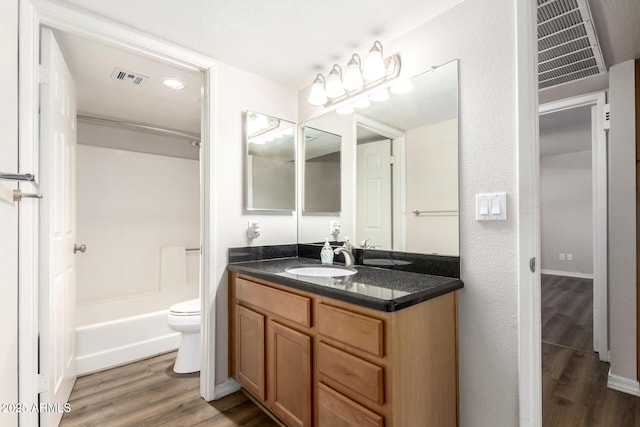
[539,92,609,361]
[18,1,218,425]
[353,114,406,250]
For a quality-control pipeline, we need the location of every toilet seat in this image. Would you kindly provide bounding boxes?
[169,298,200,316]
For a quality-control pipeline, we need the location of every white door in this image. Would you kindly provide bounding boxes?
[356,140,392,249]
[39,27,77,427]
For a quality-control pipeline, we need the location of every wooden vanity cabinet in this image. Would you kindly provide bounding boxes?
[228,272,459,427]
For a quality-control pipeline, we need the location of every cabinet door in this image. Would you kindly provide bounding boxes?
[236,305,266,400]
[270,321,312,427]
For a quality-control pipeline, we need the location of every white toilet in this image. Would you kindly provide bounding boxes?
[167,298,201,374]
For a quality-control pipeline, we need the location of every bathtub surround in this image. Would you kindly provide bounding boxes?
[76,144,199,325]
[75,133,199,374]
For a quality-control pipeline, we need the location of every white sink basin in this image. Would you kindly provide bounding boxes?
[285,265,357,277]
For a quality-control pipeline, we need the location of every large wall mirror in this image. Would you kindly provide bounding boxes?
[298,60,459,256]
[245,110,296,211]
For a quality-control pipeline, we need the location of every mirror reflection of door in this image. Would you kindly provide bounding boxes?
[356,128,392,250]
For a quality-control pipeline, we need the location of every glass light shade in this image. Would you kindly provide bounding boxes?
[343,55,364,91]
[282,127,294,135]
[353,97,371,109]
[369,88,390,102]
[252,137,266,145]
[308,76,328,106]
[336,104,354,115]
[325,66,345,99]
[363,42,386,81]
[390,79,413,94]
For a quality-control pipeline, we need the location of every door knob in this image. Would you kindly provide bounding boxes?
[73,243,87,254]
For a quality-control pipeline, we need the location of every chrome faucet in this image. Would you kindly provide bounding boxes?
[334,238,355,267]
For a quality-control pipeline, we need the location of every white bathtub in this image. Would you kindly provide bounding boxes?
[75,309,180,375]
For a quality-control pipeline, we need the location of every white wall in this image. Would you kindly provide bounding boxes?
[76,143,199,325]
[0,0,18,425]
[608,59,637,383]
[213,62,298,383]
[405,119,459,255]
[540,150,593,275]
[301,1,520,424]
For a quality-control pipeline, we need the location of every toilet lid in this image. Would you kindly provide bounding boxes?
[169,299,201,316]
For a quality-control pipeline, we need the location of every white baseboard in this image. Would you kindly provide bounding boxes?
[607,370,640,397]
[541,269,594,279]
[76,309,181,375]
[213,378,241,400]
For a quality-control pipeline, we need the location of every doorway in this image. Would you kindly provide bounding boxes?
[18,4,217,425]
[539,92,609,362]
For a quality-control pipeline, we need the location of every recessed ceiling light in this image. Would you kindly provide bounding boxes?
[163,78,185,90]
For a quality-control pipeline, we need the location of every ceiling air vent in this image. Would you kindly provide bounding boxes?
[110,67,148,86]
[537,0,606,90]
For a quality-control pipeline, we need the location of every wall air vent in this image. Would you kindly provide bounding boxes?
[537,0,606,90]
[110,67,148,86]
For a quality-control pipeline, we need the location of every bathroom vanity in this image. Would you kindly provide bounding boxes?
[227,257,463,427]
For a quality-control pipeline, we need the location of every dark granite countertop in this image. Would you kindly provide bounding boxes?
[227,257,463,312]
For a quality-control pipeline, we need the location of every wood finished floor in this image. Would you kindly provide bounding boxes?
[542,274,640,426]
[59,351,278,427]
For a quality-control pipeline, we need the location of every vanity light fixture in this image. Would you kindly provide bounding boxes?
[162,77,185,90]
[308,74,328,106]
[343,54,364,91]
[390,79,413,94]
[363,41,386,80]
[369,88,390,102]
[325,65,346,98]
[306,41,401,109]
[353,97,371,109]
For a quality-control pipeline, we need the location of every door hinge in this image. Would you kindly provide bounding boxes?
[38,373,48,393]
[390,155,396,165]
[529,257,536,273]
[38,64,50,85]
[603,103,610,130]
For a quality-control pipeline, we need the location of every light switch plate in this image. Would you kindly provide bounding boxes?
[476,193,507,221]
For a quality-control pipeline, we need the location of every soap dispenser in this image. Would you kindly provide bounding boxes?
[320,238,334,265]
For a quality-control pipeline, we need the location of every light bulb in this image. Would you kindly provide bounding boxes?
[390,79,413,94]
[336,104,354,115]
[325,65,345,98]
[307,74,328,106]
[343,54,364,91]
[369,88,389,102]
[353,98,371,109]
[363,41,386,81]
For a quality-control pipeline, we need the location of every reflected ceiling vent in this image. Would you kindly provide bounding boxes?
[110,67,148,86]
[537,0,606,90]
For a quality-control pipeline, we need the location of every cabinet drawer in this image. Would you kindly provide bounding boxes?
[318,383,384,427]
[236,278,311,327]
[318,342,384,405]
[317,304,384,357]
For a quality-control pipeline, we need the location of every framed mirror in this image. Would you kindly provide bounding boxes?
[302,126,341,214]
[298,60,459,256]
[245,110,296,211]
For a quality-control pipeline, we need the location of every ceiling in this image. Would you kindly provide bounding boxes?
[56,0,463,90]
[539,105,592,156]
[54,30,202,134]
